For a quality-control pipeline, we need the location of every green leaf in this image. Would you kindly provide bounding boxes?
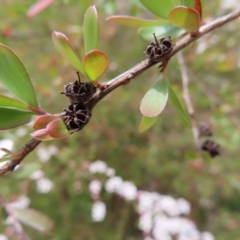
[83,50,109,81]
[140,0,177,19]
[0,95,29,110]
[0,44,38,107]
[140,77,168,117]
[139,116,158,133]
[138,25,184,41]
[106,15,168,27]
[168,6,200,32]
[0,108,33,129]
[12,208,55,233]
[167,82,191,128]
[52,31,84,74]
[83,5,99,53]
[14,163,41,179]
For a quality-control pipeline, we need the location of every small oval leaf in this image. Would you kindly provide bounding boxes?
[52,31,84,74]
[12,208,55,233]
[0,95,29,110]
[139,116,158,133]
[0,44,38,107]
[84,5,99,53]
[83,50,109,81]
[106,15,167,27]
[140,0,177,19]
[138,25,184,41]
[167,82,191,128]
[0,108,34,130]
[140,77,168,117]
[168,6,200,32]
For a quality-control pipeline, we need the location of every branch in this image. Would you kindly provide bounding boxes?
[0,8,240,176]
[178,52,200,150]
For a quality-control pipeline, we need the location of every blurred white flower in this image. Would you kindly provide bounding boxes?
[88,160,107,174]
[15,127,28,137]
[36,145,58,162]
[137,191,159,214]
[0,139,14,158]
[91,201,106,222]
[202,232,215,240]
[89,180,102,195]
[8,195,30,209]
[138,211,153,233]
[156,196,179,217]
[105,167,115,177]
[0,234,8,240]
[36,178,53,193]
[221,0,239,9]
[105,176,123,193]
[144,237,154,240]
[177,198,191,215]
[117,181,138,201]
[30,170,44,180]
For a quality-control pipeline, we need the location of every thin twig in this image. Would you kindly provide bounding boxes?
[177,52,200,150]
[0,8,240,176]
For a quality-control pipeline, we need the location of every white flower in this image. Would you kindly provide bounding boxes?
[156,195,179,217]
[137,191,160,214]
[36,178,53,193]
[8,195,30,210]
[88,160,107,174]
[0,139,14,158]
[138,211,153,233]
[177,198,191,215]
[105,167,115,177]
[105,176,123,193]
[36,145,58,162]
[91,201,106,222]
[202,232,215,240]
[30,170,44,180]
[117,181,138,201]
[89,180,102,195]
[0,234,8,240]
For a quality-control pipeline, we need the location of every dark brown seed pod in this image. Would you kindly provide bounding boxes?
[145,33,173,61]
[61,102,91,134]
[199,124,213,137]
[201,140,220,158]
[61,72,96,104]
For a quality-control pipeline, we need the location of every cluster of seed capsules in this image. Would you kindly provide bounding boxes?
[60,72,96,133]
[145,33,173,61]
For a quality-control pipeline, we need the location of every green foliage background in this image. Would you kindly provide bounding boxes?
[1,0,240,239]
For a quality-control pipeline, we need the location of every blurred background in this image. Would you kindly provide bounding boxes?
[0,0,240,239]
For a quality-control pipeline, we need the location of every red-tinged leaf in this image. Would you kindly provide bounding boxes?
[46,119,69,138]
[84,6,99,53]
[168,6,200,32]
[140,77,168,117]
[0,44,38,107]
[12,208,55,233]
[31,129,54,141]
[32,114,59,130]
[167,82,191,128]
[0,108,34,130]
[106,15,168,27]
[52,31,84,74]
[194,0,202,20]
[83,50,109,81]
[139,116,158,133]
[140,0,177,19]
[27,0,54,18]
[0,95,29,110]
